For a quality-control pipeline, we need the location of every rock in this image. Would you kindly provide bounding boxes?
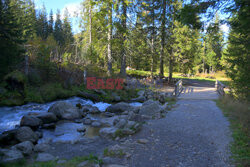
[103,112,115,117]
[139,100,162,117]
[91,121,101,127]
[42,123,56,129]
[107,144,125,157]
[77,161,88,167]
[121,129,134,135]
[15,126,38,143]
[36,153,55,162]
[77,127,86,132]
[125,121,136,129]
[48,101,81,120]
[14,141,34,156]
[128,112,144,122]
[137,90,145,97]
[34,143,50,152]
[83,118,92,125]
[0,149,24,162]
[35,131,43,138]
[106,102,133,113]
[99,127,117,139]
[20,115,42,129]
[114,119,127,129]
[82,105,101,114]
[137,139,149,144]
[0,129,18,146]
[36,113,58,124]
[77,91,100,102]
[102,157,115,164]
[57,159,67,164]
[112,93,121,102]
[106,165,128,167]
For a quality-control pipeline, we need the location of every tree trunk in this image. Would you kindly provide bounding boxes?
[120,0,127,77]
[89,0,92,57]
[169,58,173,82]
[107,2,112,76]
[150,1,155,77]
[160,0,166,78]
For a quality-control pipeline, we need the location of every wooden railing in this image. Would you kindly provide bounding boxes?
[215,80,225,96]
[174,79,183,97]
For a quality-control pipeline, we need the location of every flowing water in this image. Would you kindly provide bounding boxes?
[0,97,142,137]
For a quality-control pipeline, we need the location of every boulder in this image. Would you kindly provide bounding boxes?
[99,127,117,139]
[36,113,58,124]
[91,121,101,128]
[48,101,81,120]
[128,112,144,123]
[103,112,115,117]
[0,129,18,146]
[34,143,50,152]
[137,139,149,144]
[106,102,132,113]
[77,91,100,102]
[20,115,42,129]
[0,149,24,162]
[82,105,101,114]
[83,118,92,125]
[130,96,146,103]
[42,123,56,129]
[15,126,38,143]
[124,121,136,129]
[114,119,127,129]
[139,100,163,117]
[111,93,121,102]
[13,141,34,156]
[36,153,55,162]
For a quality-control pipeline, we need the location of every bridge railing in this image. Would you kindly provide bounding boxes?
[173,79,183,97]
[215,80,225,96]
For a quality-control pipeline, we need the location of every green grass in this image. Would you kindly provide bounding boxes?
[127,70,231,86]
[216,96,250,167]
[0,154,103,167]
[103,148,125,158]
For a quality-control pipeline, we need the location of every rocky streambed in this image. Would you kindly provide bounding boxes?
[0,90,171,166]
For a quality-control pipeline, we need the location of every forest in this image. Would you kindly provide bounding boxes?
[0,0,249,106]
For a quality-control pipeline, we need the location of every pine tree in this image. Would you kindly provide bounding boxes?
[48,9,54,34]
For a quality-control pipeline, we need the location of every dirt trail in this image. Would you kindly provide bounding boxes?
[123,81,233,167]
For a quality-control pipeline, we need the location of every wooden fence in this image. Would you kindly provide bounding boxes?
[173,79,183,97]
[215,80,225,96]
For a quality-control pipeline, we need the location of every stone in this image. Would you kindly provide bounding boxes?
[34,143,50,152]
[14,141,34,156]
[106,165,128,167]
[137,139,149,144]
[99,127,117,139]
[0,129,18,146]
[36,153,55,162]
[139,100,162,117]
[20,115,42,129]
[77,161,88,167]
[15,126,38,143]
[77,91,100,102]
[128,112,144,122]
[91,121,101,127]
[48,101,81,120]
[102,157,115,164]
[36,113,58,124]
[83,118,92,125]
[82,105,101,114]
[112,93,121,102]
[0,149,24,162]
[125,121,136,129]
[57,159,67,164]
[115,119,127,129]
[104,112,115,117]
[42,123,56,129]
[121,129,134,135]
[77,127,86,132]
[106,102,133,113]
[35,131,43,138]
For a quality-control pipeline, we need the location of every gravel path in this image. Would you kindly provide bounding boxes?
[125,93,233,167]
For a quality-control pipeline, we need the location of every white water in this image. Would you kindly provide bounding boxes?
[0,97,142,133]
